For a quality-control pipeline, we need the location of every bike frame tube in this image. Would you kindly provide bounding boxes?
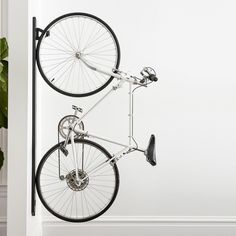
[70,134,80,182]
[80,57,143,85]
[72,81,123,128]
[74,128,145,152]
[67,59,145,148]
[81,147,129,182]
[64,60,147,182]
[69,77,143,151]
[66,68,145,155]
[69,128,141,183]
[74,58,143,140]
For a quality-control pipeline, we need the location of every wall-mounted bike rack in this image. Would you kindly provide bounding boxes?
[31,13,157,220]
[32,16,37,216]
[32,16,44,216]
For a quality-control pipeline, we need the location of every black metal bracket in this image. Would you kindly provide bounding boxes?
[36,27,50,40]
[36,27,43,40]
[31,17,50,217]
[32,17,38,216]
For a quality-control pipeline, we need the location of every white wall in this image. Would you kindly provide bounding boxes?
[15,0,236,235]
[7,0,43,235]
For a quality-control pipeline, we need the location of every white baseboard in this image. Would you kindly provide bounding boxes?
[0,217,7,224]
[43,215,236,226]
[3,214,236,226]
[0,217,7,236]
[2,214,236,236]
[43,216,236,236]
[0,185,7,236]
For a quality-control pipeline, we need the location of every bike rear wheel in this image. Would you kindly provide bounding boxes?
[36,138,119,222]
[36,12,121,97]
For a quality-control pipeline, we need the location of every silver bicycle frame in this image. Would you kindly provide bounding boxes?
[65,59,146,182]
[74,57,145,147]
[72,80,145,151]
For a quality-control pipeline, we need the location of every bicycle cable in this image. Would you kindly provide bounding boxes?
[130,80,153,151]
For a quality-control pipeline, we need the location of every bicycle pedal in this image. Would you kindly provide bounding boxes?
[72,105,83,113]
[60,146,68,156]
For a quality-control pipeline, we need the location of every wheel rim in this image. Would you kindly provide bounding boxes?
[37,13,120,97]
[36,139,119,222]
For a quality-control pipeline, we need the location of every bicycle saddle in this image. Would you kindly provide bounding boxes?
[145,134,156,166]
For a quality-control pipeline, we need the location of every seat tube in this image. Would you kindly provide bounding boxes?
[71,134,79,182]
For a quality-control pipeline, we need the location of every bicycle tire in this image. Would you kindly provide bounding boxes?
[36,12,121,97]
[36,138,119,222]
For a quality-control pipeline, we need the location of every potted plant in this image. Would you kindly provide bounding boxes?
[0,37,8,170]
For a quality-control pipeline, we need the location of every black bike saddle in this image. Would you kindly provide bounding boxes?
[145,134,156,166]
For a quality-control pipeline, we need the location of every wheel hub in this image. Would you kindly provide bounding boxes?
[66,169,89,191]
[75,52,81,59]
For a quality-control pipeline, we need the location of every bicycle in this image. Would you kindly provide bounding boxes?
[35,12,158,222]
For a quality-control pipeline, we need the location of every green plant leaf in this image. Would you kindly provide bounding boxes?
[0,62,3,74]
[0,86,7,118]
[0,60,7,118]
[0,38,8,60]
[0,108,7,129]
[1,60,8,75]
[0,148,4,171]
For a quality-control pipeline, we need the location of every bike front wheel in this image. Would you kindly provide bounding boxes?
[36,138,119,222]
[36,12,121,97]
